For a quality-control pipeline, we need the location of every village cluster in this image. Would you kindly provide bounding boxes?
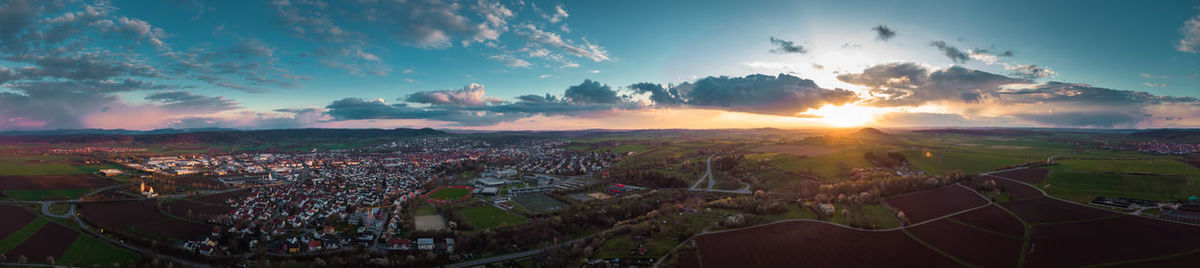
[111,137,622,256]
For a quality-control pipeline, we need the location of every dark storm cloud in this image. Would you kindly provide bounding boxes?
[564,79,622,104]
[673,73,859,115]
[628,82,683,105]
[769,37,807,54]
[872,25,896,41]
[929,40,970,63]
[145,91,240,112]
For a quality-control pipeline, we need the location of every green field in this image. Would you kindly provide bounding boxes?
[428,187,472,200]
[1052,159,1200,176]
[0,217,49,252]
[4,189,91,201]
[458,205,527,230]
[56,235,140,266]
[1040,161,1200,203]
[512,194,567,214]
[756,150,874,180]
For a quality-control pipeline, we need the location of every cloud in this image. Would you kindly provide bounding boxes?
[514,23,610,62]
[1012,111,1146,128]
[564,79,622,104]
[144,91,240,113]
[487,54,532,68]
[967,48,1013,64]
[872,25,896,41]
[769,37,807,54]
[536,3,569,24]
[1140,73,1170,79]
[1007,64,1056,79]
[628,82,684,105]
[838,62,1027,106]
[673,73,859,115]
[324,80,638,126]
[404,83,505,107]
[1179,11,1200,53]
[842,62,1200,127]
[1144,82,1168,87]
[929,40,970,63]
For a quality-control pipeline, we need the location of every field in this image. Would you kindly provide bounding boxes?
[0,173,112,201]
[753,150,874,180]
[1000,197,1119,224]
[694,221,961,267]
[747,144,840,157]
[948,205,1026,238]
[4,189,92,201]
[55,235,140,266]
[991,168,1050,184]
[908,218,1023,267]
[457,205,527,230]
[0,205,38,238]
[425,186,474,203]
[0,217,47,253]
[511,194,567,214]
[0,175,111,189]
[0,205,135,265]
[884,184,988,223]
[4,222,79,263]
[414,215,447,231]
[974,176,1045,200]
[1026,216,1200,267]
[81,200,214,241]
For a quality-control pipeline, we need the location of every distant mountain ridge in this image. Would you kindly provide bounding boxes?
[0,128,240,136]
[0,128,447,144]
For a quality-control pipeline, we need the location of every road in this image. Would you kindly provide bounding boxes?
[688,154,752,194]
[0,183,256,268]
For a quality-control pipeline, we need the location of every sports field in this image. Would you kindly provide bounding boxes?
[512,194,567,214]
[425,186,473,202]
[458,205,527,230]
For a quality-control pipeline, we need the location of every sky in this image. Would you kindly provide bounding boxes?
[1,0,1199,131]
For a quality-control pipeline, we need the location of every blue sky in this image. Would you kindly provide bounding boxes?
[1,0,1198,130]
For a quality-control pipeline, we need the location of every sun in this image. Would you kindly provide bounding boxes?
[802,104,881,127]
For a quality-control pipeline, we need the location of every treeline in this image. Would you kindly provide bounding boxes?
[618,170,688,188]
[864,151,907,168]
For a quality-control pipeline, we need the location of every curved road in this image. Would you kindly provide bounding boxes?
[688,154,751,194]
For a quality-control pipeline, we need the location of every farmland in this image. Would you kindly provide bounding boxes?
[907,218,1023,267]
[81,200,214,241]
[948,205,1026,238]
[694,221,961,267]
[1001,197,1120,224]
[4,222,79,263]
[56,235,140,266]
[884,184,988,223]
